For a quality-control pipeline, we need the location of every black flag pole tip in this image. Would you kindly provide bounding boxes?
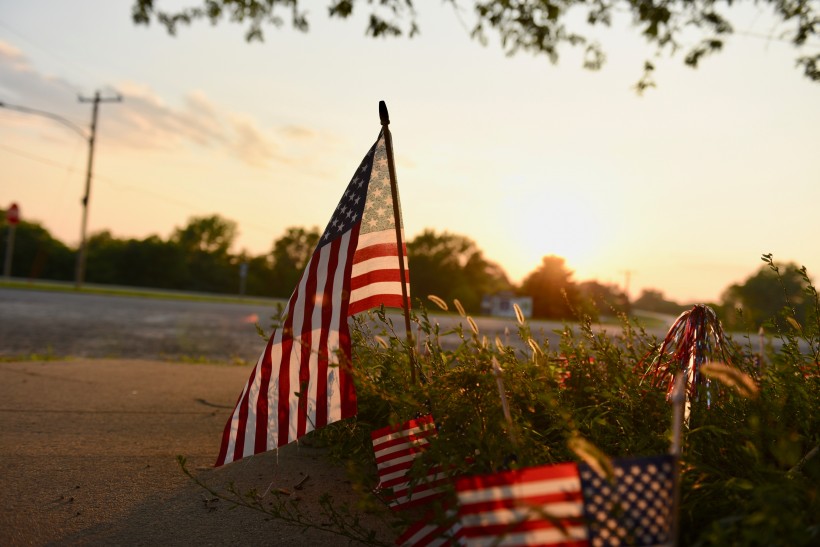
[379,101,390,125]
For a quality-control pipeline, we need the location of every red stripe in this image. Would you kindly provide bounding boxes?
[215,370,254,467]
[338,223,359,420]
[396,510,462,547]
[277,303,298,448]
[371,414,435,440]
[315,237,341,430]
[377,459,415,480]
[379,463,443,488]
[376,444,429,467]
[349,293,407,316]
[456,462,579,492]
[254,336,276,454]
[382,467,445,489]
[396,519,431,546]
[350,267,407,290]
[231,364,256,463]
[296,252,321,438]
[389,475,450,498]
[389,489,447,512]
[373,427,436,453]
[351,242,406,264]
[397,523,456,547]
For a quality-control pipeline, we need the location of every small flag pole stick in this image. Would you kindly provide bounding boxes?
[669,372,685,547]
[379,100,417,384]
[492,357,518,447]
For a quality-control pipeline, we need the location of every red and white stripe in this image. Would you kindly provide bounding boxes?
[216,229,359,466]
[455,462,588,547]
[349,229,409,316]
[396,510,464,547]
[371,415,448,511]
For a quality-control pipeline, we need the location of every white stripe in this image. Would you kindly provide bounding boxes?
[463,526,587,547]
[356,228,402,248]
[372,421,436,447]
[390,486,442,506]
[399,509,461,547]
[378,454,436,482]
[390,475,449,498]
[391,472,449,494]
[351,255,408,278]
[305,245,331,435]
[460,502,583,527]
[375,436,431,460]
[377,451,427,472]
[326,231,350,423]
[266,327,284,451]
[405,525,461,547]
[286,254,312,444]
[457,476,581,505]
[240,350,267,458]
[399,525,437,547]
[350,281,405,304]
[380,461,435,483]
[223,367,253,465]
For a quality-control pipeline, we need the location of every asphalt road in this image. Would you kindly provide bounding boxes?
[1,286,588,362]
[0,287,280,362]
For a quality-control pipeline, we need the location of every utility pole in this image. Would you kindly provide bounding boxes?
[620,269,634,315]
[74,91,121,289]
[622,269,632,300]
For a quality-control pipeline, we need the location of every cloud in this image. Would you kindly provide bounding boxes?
[105,83,235,153]
[0,40,292,169]
[281,125,314,139]
[229,114,277,167]
[0,41,26,70]
[0,39,85,127]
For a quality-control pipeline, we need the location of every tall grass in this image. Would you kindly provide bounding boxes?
[313,260,819,545]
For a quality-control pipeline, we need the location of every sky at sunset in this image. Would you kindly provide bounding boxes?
[1,1,818,304]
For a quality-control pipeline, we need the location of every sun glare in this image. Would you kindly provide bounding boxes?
[495,177,613,283]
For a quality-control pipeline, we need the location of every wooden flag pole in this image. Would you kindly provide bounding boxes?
[669,372,686,547]
[379,101,417,384]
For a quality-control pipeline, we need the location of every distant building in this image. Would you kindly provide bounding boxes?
[481,292,533,319]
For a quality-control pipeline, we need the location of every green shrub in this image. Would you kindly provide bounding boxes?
[313,259,819,545]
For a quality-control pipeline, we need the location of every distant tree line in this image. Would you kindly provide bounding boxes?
[1,210,813,325]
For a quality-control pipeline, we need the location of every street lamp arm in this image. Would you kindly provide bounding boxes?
[2,92,121,289]
[0,100,89,140]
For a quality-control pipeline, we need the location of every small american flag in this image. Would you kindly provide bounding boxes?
[371,414,448,511]
[216,131,410,466]
[396,509,464,547]
[456,454,676,547]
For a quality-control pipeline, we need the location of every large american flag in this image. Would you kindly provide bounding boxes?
[216,131,410,466]
[455,454,676,546]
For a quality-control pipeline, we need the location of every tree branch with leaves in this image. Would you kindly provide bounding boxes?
[132,0,819,85]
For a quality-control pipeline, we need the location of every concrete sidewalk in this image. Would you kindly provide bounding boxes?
[0,359,393,546]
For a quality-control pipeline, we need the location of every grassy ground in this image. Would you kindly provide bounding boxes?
[0,278,284,306]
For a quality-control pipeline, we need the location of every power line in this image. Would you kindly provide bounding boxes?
[0,142,280,239]
[0,17,110,87]
[0,100,87,138]
[0,142,79,171]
